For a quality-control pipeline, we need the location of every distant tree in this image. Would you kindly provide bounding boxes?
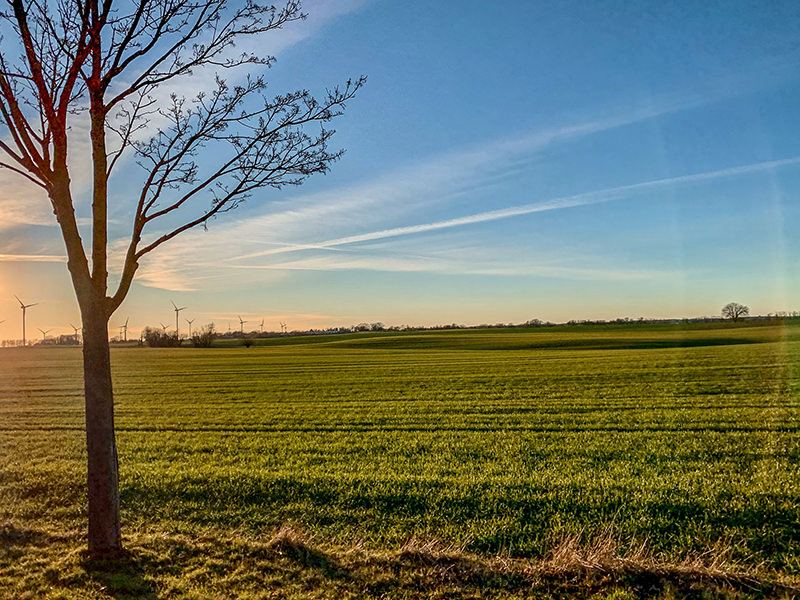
[142,327,180,348]
[721,302,750,322]
[57,334,81,346]
[192,324,217,348]
[0,0,362,554]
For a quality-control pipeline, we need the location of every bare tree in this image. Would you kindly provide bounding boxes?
[0,0,363,555]
[721,302,749,322]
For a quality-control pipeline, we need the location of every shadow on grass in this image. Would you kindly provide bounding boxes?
[81,550,158,600]
[0,522,156,599]
[383,540,800,599]
[0,521,59,548]
[267,524,350,580]
[4,521,799,599]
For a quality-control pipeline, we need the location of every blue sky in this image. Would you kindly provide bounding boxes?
[1,0,800,338]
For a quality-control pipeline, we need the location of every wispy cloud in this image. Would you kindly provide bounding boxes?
[0,107,98,232]
[123,103,715,287]
[232,252,675,282]
[233,155,800,259]
[10,3,798,284]
[202,310,342,322]
[130,51,786,242]
[127,151,800,290]
[1,1,370,234]
[0,176,53,231]
[0,253,65,262]
[109,53,800,291]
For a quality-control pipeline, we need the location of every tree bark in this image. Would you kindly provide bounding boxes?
[82,304,121,555]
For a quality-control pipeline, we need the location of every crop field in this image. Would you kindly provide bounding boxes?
[1,321,800,598]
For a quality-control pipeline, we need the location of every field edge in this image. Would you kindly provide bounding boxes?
[3,519,799,599]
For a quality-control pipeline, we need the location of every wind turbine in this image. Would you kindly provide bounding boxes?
[280,321,287,334]
[238,315,247,334]
[14,295,37,347]
[171,301,187,338]
[186,318,195,339]
[69,323,81,343]
[160,322,169,333]
[259,318,264,333]
[37,327,52,341]
[120,317,129,342]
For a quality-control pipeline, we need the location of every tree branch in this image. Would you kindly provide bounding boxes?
[0,159,46,188]
[0,0,363,321]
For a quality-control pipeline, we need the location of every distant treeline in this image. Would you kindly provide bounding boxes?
[157,312,800,342]
[4,312,799,348]
[339,313,800,333]
[1,334,80,347]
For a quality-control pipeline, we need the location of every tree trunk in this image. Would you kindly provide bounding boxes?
[82,308,121,555]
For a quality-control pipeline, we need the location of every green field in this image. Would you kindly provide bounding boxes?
[2,321,800,598]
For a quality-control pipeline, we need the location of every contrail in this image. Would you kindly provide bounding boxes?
[233,155,800,260]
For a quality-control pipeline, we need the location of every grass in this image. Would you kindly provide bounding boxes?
[1,321,799,598]
[3,523,798,599]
